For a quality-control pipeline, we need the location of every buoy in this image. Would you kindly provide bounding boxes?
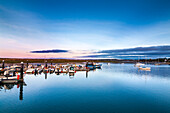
[17,75,20,80]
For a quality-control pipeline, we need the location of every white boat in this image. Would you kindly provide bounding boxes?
[26,69,35,73]
[139,66,151,71]
[134,62,145,67]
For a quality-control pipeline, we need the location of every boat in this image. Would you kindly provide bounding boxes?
[94,63,102,68]
[75,67,90,71]
[139,66,151,71]
[26,68,35,74]
[134,62,145,67]
[69,66,75,73]
[86,62,96,70]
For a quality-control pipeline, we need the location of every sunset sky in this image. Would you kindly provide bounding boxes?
[0,0,170,59]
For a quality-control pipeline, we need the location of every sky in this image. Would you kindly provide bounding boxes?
[0,0,170,59]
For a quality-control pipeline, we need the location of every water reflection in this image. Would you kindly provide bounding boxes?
[0,64,170,106]
[0,68,96,101]
[104,64,170,79]
[0,82,26,100]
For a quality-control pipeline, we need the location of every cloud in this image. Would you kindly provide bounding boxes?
[80,45,170,59]
[30,49,68,53]
[98,45,170,53]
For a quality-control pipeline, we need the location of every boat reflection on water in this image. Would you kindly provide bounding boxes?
[0,66,100,101]
[0,82,26,100]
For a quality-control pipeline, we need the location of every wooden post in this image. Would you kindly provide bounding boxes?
[20,62,24,81]
[2,60,4,69]
[27,60,28,68]
[86,61,88,67]
[45,60,47,68]
[51,60,52,66]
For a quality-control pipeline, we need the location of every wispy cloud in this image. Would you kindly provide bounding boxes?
[30,49,68,53]
[79,45,170,59]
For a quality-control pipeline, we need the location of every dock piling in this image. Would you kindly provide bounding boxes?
[2,60,4,69]
[20,62,24,81]
[27,60,28,68]
[51,60,53,66]
[45,60,47,68]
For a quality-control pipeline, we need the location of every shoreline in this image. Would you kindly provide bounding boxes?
[0,58,169,65]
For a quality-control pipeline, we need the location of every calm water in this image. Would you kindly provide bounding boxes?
[0,64,170,113]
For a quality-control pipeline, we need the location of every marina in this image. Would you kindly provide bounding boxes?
[0,0,170,112]
[0,62,170,113]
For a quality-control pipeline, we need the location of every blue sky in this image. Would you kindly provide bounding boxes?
[0,0,170,59]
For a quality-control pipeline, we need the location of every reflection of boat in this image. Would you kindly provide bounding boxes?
[139,66,151,71]
[0,75,24,84]
[0,82,26,100]
[134,62,145,67]
[55,68,61,73]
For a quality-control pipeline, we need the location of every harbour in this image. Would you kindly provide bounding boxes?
[1,0,170,112]
[0,60,170,113]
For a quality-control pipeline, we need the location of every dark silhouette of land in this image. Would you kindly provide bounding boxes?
[0,58,169,64]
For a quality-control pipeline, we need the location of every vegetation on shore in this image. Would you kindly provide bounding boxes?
[0,58,169,64]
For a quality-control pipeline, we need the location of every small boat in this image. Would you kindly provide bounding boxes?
[69,67,75,73]
[134,62,145,67]
[139,66,151,71]
[94,64,102,68]
[75,67,90,71]
[26,68,35,73]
